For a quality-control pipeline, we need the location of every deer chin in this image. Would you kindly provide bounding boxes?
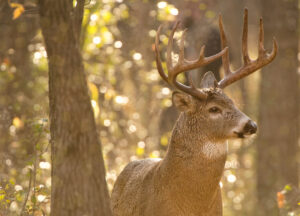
[233,131,255,139]
[234,131,246,138]
[227,130,246,139]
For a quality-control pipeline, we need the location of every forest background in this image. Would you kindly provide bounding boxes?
[0,0,299,215]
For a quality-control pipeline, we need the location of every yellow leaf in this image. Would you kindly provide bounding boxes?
[13,7,25,20]
[284,184,292,191]
[11,3,24,20]
[177,73,186,83]
[205,10,216,19]
[104,89,115,100]
[88,82,99,101]
[109,77,116,85]
[160,135,168,146]
[87,25,97,35]
[13,117,23,129]
[121,10,129,19]
[10,2,23,8]
[101,11,112,23]
[16,193,22,202]
[136,147,144,156]
[0,194,5,201]
[162,98,172,108]
[100,26,109,34]
[149,151,160,158]
[9,178,15,186]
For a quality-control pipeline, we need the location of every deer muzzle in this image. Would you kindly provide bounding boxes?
[234,119,257,138]
[243,120,257,135]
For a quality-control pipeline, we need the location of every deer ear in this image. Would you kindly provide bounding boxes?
[172,91,196,113]
[200,71,218,88]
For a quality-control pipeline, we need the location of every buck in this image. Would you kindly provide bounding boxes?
[111,9,277,216]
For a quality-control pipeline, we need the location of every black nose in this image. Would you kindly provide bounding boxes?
[243,120,257,134]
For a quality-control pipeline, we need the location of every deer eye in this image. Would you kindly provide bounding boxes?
[209,106,221,113]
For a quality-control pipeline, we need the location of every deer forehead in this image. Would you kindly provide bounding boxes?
[194,90,235,109]
[207,91,234,103]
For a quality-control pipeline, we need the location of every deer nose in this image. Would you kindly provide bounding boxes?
[243,120,257,134]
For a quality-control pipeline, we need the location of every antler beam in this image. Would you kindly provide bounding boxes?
[155,21,227,99]
[218,8,278,88]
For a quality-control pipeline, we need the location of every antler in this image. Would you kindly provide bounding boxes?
[218,8,278,88]
[155,21,227,99]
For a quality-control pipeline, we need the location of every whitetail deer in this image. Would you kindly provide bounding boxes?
[111,9,277,216]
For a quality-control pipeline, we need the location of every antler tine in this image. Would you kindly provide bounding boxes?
[178,29,187,64]
[199,45,206,60]
[219,14,231,75]
[155,25,169,83]
[218,8,278,89]
[258,18,265,57]
[167,21,180,72]
[270,37,278,59]
[181,45,227,72]
[242,9,250,64]
[188,72,197,90]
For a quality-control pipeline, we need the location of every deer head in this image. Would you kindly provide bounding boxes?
[155,9,277,142]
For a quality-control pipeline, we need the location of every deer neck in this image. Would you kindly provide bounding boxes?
[158,113,227,206]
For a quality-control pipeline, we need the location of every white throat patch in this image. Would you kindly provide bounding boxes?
[201,141,228,159]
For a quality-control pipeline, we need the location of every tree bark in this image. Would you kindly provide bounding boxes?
[38,1,112,215]
[257,1,299,215]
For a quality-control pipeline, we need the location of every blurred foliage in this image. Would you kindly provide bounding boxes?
[0,0,298,216]
[278,185,300,216]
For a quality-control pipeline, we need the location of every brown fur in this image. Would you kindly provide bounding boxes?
[111,87,252,216]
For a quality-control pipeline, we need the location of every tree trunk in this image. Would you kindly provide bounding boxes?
[38,1,112,215]
[257,1,299,215]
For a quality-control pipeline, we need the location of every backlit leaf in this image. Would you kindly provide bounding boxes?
[0,194,5,201]
[136,147,144,156]
[13,117,23,129]
[284,184,292,191]
[88,82,99,101]
[10,3,25,20]
[160,135,168,146]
